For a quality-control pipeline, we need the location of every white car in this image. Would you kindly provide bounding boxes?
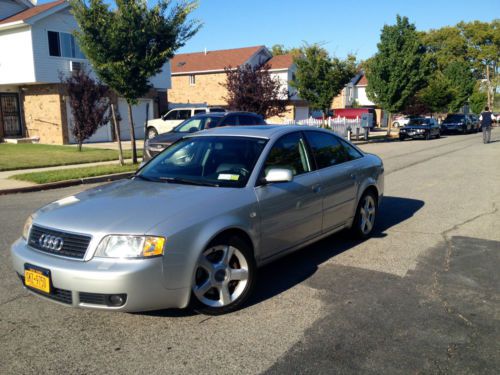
[146,107,225,138]
[391,115,411,128]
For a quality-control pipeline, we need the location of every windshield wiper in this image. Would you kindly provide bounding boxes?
[159,177,219,187]
[134,174,156,182]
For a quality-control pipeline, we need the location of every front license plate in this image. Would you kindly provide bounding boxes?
[24,264,51,294]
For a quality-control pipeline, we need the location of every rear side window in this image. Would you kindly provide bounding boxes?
[339,139,363,160]
[304,131,350,169]
[220,115,238,126]
[178,110,191,120]
[194,109,205,115]
[238,115,257,125]
[263,132,311,176]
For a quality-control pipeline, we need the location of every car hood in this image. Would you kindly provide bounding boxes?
[150,131,186,145]
[33,179,237,236]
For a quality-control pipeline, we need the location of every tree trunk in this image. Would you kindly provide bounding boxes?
[111,103,124,166]
[486,64,492,109]
[386,112,393,137]
[78,142,82,152]
[127,101,137,164]
[322,111,326,128]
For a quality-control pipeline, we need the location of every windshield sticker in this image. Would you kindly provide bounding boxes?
[218,174,240,181]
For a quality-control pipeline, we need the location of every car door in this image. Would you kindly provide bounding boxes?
[254,132,323,258]
[304,131,359,232]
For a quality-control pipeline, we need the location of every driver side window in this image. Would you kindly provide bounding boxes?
[263,132,311,177]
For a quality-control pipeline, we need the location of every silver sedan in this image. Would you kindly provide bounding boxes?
[11,126,384,315]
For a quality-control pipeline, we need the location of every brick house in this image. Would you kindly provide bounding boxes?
[0,0,171,144]
[169,46,309,123]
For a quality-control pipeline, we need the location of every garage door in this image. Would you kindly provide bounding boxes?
[66,99,113,143]
[117,98,154,141]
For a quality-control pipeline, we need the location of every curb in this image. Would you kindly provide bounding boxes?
[0,172,134,196]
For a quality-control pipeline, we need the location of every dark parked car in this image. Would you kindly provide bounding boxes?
[441,114,473,134]
[399,117,440,140]
[143,112,266,161]
[467,114,480,132]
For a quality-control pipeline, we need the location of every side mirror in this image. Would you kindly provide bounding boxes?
[264,168,293,183]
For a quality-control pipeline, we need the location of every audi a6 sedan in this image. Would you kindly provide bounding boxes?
[11,126,384,315]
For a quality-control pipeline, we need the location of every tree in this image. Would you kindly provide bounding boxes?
[61,69,109,151]
[443,60,475,112]
[366,16,429,132]
[222,63,289,119]
[470,84,488,114]
[417,72,453,114]
[71,0,200,163]
[292,44,356,124]
[270,44,302,58]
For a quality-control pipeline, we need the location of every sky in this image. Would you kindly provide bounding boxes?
[38,0,500,60]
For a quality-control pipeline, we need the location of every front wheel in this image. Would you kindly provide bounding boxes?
[351,192,378,239]
[146,127,158,139]
[191,236,256,315]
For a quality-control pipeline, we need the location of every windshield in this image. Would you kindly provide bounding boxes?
[174,116,221,133]
[137,136,268,187]
[443,115,465,123]
[407,118,431,126]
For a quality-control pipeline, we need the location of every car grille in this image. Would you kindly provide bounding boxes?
[18,274,73,305]
[28,225,91,259]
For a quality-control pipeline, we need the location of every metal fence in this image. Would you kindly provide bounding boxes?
[283,117,362,138]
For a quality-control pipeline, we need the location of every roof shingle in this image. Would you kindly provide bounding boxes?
[0,0,66,25]
[266,54,295,70]
[171,46,265,74]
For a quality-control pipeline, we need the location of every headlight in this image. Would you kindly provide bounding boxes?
[22,216,33,240]
[95,235,165,258]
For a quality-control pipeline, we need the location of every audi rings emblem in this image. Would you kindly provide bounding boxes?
[38,234,64,251]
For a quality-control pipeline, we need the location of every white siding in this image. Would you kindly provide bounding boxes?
[31,9,88,83]
[354,86,374,106]
[0,26,35,84]
[0,0,27,20]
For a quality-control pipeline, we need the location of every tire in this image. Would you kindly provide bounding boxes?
[436,131,441,139]
[425,132,430,140]
[146,127,158,139]
[399,135,405,141]
[191,236,256,315]
[350,191,378,239]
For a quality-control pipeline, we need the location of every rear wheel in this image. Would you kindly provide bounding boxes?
[191,236,256,315]
[351,191,378,239]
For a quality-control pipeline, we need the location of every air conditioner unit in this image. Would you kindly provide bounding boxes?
[69,61,84,72]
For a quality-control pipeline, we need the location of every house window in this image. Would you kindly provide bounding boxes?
[48,31,85,59]
[189,75,196,86]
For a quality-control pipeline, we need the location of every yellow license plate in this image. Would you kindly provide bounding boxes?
[25,269,51,294]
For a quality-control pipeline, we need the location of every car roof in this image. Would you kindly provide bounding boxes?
[187,125,325,139]
[190,111,263,119]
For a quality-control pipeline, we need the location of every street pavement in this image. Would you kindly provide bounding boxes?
[0,130,499,374]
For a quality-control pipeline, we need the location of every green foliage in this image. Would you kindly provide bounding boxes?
[444,60,475,112]
[292,44,356,117]
[71,0,200,103]
[470,86,488,114]
[270,44,302,58]
[418,72,453,113]
[366,16,429,114]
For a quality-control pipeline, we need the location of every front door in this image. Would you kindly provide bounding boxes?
[255,132,323,259]
[0,94,22,137]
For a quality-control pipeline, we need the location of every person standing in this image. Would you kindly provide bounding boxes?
[480,106,493,144]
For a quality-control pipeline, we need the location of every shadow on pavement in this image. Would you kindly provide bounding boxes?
[247,195,424,308]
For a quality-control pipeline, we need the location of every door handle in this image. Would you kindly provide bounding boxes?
[312,184,322,193]
[349,173,357,180]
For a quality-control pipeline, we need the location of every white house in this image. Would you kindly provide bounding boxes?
[0,0,171,143]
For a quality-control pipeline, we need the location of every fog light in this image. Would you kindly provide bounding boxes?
[107,294,126,307]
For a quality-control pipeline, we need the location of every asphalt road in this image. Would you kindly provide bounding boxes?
[1,130,499,374]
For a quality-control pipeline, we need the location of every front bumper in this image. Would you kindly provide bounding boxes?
[10,239,191,312]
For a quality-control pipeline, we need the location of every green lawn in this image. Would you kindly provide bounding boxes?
[0,143,142,171]
[10,163,138,184]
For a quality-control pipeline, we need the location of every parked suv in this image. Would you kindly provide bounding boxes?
[146,107,226,138]
[441,114,473,134]
[143,111,266,161]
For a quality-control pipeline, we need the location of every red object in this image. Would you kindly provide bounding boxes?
[333,108,377,127]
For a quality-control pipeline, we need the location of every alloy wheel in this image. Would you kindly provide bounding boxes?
[193,244,250,308]
[359,195,376,235]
